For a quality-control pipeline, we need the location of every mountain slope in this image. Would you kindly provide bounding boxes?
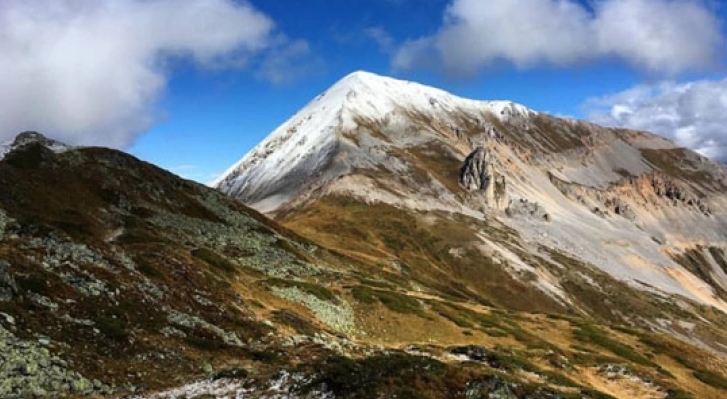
[216,71,727,356]
[3,133,727,398]
[0,133,364,397]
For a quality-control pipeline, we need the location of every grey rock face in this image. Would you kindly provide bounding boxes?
[460,146,492,192]
[460,147,509,211]
[11,131,51,147]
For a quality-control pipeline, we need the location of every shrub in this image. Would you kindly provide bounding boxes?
[192,248,236,273]
[352,286,425,316]
[96,316,127,340]
[301,354,448,398]
[16,275,49,295]
[574,324,656,367]
[693,369,727,390]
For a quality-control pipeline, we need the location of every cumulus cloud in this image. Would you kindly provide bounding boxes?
[393,0,724,76]
[585,79,727,160]
[0,0,286,148]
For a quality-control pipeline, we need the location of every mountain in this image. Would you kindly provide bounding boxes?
[0,133,381,398]
[11,133,724,399]
[0,131,72,160]
[3,72,727,397]
[216,71,727,316]
[214,71,535,213]
[213,71,727,396]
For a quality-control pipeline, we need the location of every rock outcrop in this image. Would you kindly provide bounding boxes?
[460,146,509,211]
[0,131,71,161]
[459,147,492,192]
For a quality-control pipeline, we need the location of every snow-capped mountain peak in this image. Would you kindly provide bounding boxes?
[213,71,534,211]
[333,70,535,124]
[215,69,727,328]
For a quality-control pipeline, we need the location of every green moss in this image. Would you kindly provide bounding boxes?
[428,300,474,328]
[352,286,425,316]
[574,324,657,368]
[580,388,619,399]
[266,278,337,303]
[272,309,318,335]
[538,370,579,388]
[117,227,168,245]
[693,369,727,390]
[358,277,395,290]
[191,248,237,273]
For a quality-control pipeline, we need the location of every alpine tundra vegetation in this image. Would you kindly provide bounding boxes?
[1,0,727,397]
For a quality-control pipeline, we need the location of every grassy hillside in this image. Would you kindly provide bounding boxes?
[1,142,726,398]
[278,194,727,398]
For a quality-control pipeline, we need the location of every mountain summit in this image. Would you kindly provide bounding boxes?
[214,71,534,212]
[2,93,727,396]
[217,71,727,353]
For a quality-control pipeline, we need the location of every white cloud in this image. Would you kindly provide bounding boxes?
[365,26,396,53]
[584,79,727,160]
[393,0,724,76]
[0,0,287,148]
[255,39,324,86]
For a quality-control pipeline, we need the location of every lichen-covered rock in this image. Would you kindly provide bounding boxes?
[0,324,109,398]
[272,286,355,334]
[167,309,243,346]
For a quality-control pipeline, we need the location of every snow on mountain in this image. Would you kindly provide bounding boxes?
[213,71,534,211]
[214,70,727,318]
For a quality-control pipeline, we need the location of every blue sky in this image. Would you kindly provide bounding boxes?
[0,0,726,182]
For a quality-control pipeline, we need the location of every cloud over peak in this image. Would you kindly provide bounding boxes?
[0,0,289,148]
[394,0,724,76]
[585,79,727,160]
